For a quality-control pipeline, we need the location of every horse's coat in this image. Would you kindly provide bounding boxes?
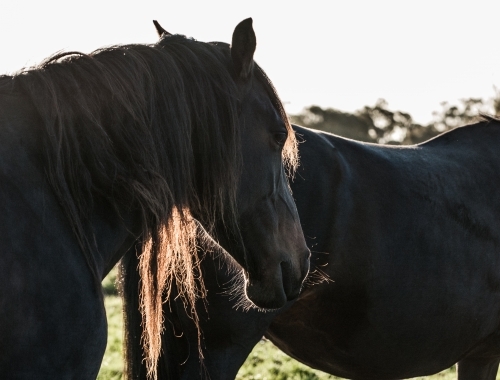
[0,19,309,379]
[153,121,500,380]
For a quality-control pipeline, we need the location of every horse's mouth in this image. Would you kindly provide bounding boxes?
[281,259,309,301]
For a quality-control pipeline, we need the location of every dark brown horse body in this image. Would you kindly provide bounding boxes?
[0,20,309,379]
[154,121,500,380]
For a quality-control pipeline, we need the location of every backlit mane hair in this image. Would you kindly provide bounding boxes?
[5,33,297,379]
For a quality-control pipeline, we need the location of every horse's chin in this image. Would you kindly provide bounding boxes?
[243,258,309,310]
[245,281,288,310]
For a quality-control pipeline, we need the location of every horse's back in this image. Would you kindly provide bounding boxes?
[267,122,500,378]
[0,92,107,379]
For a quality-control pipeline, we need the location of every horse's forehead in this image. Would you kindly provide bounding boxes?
[245,79,279,116]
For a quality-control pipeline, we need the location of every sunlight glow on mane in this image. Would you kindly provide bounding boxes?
[139,208,205,378]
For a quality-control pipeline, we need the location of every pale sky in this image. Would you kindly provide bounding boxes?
[1,0,499,124]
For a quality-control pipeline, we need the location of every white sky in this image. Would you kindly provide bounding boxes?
[1,0,499,124]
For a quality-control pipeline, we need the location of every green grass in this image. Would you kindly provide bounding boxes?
[96,269,489,380]
[98,268,123,380]
[236,342,456,380]
[98,295,123,380]
[236,339,339,380]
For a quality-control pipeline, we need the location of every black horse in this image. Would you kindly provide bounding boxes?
[148,121,500,380]
[0,19,309,379]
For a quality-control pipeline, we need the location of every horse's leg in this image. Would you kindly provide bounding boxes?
[457,357,500,380]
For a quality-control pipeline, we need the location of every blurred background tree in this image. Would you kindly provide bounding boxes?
[290,88,500,145]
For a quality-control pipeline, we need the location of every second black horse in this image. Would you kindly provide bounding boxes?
[124,119,500,380]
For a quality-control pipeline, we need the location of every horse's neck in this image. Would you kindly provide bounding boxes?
[0,90,140,281]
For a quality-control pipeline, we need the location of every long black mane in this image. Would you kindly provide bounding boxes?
[0,32,294,378]
[2,36,242,276]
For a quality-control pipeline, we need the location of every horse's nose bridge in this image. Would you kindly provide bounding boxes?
[274,190,309,267]
[276,188,300,224]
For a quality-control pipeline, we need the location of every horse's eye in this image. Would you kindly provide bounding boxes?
[274,132,288,146]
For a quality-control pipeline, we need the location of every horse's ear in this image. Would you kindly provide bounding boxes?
[153,20,171,38]
[231,18,256,80]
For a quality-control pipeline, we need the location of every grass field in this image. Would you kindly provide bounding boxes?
[96,269,486,380]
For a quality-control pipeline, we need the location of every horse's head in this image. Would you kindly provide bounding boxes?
[223,19,310,309]
[153,18,310,310]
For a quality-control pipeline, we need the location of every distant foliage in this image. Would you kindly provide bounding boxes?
[102,266,118,295]
[290,89,500,145]
[291,105,376,143]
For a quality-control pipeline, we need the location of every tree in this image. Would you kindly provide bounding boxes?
[290,90,500,145]
[291,105,376,143]
[356,99,427,145]
[290,99,434,145]
[431,97,491,132]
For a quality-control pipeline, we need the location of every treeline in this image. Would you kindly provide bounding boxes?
[290,91,500,145]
